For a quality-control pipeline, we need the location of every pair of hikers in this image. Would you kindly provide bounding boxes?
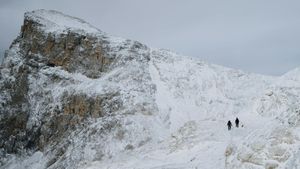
[227,118,239,130]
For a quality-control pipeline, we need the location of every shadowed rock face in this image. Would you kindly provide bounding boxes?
[37,92,122,151]
[0,79,121,154]
[0,63,30,154]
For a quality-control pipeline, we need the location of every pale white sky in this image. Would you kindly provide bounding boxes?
[1,0,300,75]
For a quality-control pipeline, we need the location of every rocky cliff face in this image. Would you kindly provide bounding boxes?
[20,17,114,78]
[1,9,300,169]
[0,10,155,168]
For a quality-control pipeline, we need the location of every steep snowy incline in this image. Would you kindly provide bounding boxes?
[83,48,300,169]
[86,50,272,169]
[148,50,300,169]
[149,49,275,133]
[83,51,300,169]
[1,9,300,169]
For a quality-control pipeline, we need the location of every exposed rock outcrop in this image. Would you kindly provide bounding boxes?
[0,10,154,168]
[20,14,114,78]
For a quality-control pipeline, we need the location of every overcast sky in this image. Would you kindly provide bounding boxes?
[1,0,300,75]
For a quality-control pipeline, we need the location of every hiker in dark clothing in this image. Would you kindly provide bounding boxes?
[235,118,239,128]
[227,121,232,130]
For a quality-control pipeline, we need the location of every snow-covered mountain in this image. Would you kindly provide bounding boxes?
[1,9,300,169]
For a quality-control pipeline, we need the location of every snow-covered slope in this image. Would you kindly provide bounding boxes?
[1,9,300,169]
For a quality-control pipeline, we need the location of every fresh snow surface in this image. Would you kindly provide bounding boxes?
[77,49,300,169]
[25,9,100,34]
[2,9,300,169]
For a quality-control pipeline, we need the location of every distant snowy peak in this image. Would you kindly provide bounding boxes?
[282,67,300,80]
[273,67,300,87]
[25,9,101,34]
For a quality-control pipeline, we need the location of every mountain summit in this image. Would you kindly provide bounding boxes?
[1,9,300,169]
